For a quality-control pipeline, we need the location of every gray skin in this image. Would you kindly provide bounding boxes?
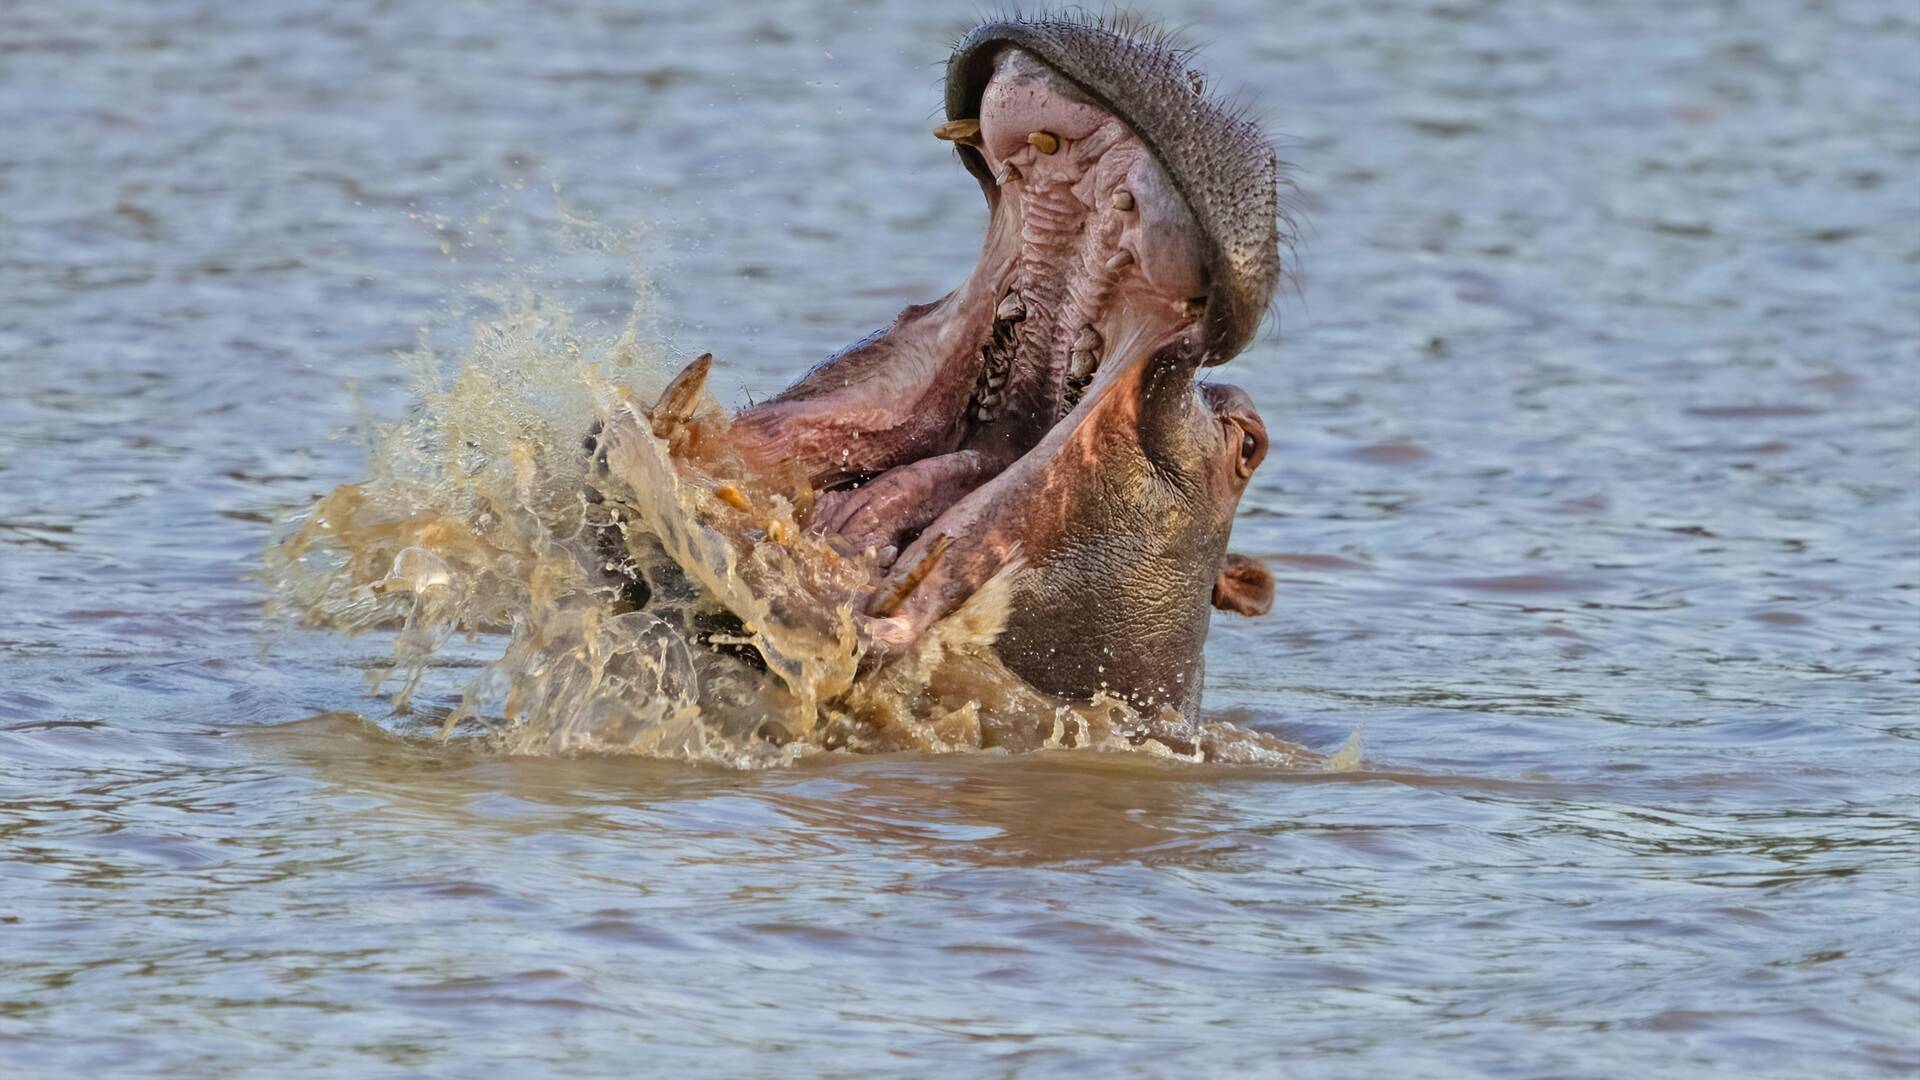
[871,342,1274,716]
[704,18,1287,714]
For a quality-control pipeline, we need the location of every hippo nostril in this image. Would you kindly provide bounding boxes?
[1026,130,1060,154]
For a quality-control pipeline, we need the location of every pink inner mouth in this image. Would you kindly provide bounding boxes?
[729,47,1212,566]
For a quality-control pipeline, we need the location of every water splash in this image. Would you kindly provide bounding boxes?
[264,295,1319,770]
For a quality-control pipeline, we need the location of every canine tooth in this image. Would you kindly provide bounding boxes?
[998,162,1022,185]
[864,533,953,618]
[651,352,712,438]
[995,292,1026,321]
[1110,189,1135,211]
[1026,130,1060,154]
[932,118,981,142]
[714,485,751,511]
[1105,249,1135,272]
[1069,349,1098,380]
[1073,326,1101,353]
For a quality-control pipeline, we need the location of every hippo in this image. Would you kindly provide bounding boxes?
[593,16,1286,719]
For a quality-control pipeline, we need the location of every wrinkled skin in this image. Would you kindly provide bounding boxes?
[604,17,1287,716]
[870,345,1275,715]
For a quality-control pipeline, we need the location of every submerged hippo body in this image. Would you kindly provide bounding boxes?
[597,17,1287,718]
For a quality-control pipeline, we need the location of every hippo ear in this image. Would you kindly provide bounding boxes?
[1212,553,1274,616]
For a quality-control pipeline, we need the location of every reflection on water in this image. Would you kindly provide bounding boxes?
[2,0,1916,1075]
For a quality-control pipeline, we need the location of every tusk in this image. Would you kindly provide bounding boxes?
[933,118,981,143]
[651,352,713,438]
[1110,189,1135,210]
[1105,249,1135,272]
[1026,130,1060,154]
[995,291,1026,321]
[864,533,953,618]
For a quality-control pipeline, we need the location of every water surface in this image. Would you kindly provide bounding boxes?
[3,1,1917,1075]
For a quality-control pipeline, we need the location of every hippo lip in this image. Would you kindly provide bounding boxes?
[728,18,1283,615]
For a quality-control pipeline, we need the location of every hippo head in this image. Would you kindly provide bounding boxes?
[715,18,1286,714]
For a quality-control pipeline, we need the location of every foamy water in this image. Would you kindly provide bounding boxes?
[3,1,1917,1076]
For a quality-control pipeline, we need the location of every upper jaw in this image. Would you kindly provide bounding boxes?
[944,16,1287,362]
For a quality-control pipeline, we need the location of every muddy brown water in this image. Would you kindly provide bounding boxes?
[3,1,1917,1076]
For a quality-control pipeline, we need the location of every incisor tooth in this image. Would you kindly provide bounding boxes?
[1026,130,1060,154]
[932,118,981,142]
[1070,349,1098,380]
[1105,249,1135,272]
[1110,189,1135,210]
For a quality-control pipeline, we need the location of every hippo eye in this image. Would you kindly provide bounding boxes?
[1230,421,1264,480]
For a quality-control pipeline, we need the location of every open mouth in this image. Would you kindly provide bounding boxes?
[726,20,1282,606]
